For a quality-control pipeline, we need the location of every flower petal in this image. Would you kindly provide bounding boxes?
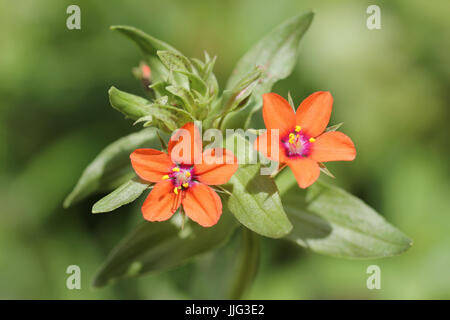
[296,91,333,137]
[309,131,356,162]
[168,122,202,165]
[262,93,296,137]
[287,157,320,189]
[141,180,181,222]
[194,148,238,185]
[182,183,222,227]
[254,130,289,163]
[130,149,173,182]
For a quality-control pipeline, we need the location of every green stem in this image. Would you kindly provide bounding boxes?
[227,227,260,299]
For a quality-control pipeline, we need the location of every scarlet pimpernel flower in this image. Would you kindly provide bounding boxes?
[254,91,356,188]
[130,122,238,227]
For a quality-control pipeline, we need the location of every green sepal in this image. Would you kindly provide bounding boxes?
[326,122,344,132]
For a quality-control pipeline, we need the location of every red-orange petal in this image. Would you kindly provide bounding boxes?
[309,131,356,162]
[253,130,289,163]
[262,93,296,137]
[182,183,222,227]
[296,91,333,137]
[168,122,202,165]
[130,148,173,182]
[194,148,238,185]
[141,180,181,222]
[287,157,320,189]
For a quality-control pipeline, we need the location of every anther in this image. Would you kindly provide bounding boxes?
[162,175,169,180]
[172,167,180,172]
[295,126,302,132]
[309,137,316,143]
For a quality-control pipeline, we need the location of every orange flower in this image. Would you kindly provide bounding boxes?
[130,122,238,227]
[254,92,356,188]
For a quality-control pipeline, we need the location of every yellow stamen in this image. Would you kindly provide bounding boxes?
[309,137,316,143]
[172,167,180,172]
[185,171,191,177]
[173,187,178,194]
[289,133,295,139]
[295,125,302,132]
[182,183,189,188]
[162,175,169,180]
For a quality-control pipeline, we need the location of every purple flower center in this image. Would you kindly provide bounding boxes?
[169,165,194,189]
[281,128,312,158]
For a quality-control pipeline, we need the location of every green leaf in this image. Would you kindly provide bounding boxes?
[276,171,413,258]
[227,228,260,299]
[134,105,181,132]
[221,67,263,116]
[111,26,181,56]
[92,177,150,214]
[166,85,195,113]
[179,71,208,96]
[149,81,171,98]
[108,86,151,120]
[157,50,193,73]
[92,209,238,287]
[111,25,181,83]
[64,128,159,208]
[226,164,292,238]
[223,131,292,238]
[222,11,314,129]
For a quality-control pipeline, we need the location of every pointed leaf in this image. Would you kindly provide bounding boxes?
[179,71,208,96]
[92,177,150,214]
[165,85,195,113]
[111,25,181,82]
[223,12,314,129]
[226,164,292,238]
[223,131,292,239]
[157,50,193,73]
[276,171,413,258]
[93,209,238,287]
[64,128,159,208]
[134,105,181,131]
[221,67,263,116]
[108,86,151,120]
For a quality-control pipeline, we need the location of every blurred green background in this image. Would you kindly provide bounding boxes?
[0,0,449,299]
